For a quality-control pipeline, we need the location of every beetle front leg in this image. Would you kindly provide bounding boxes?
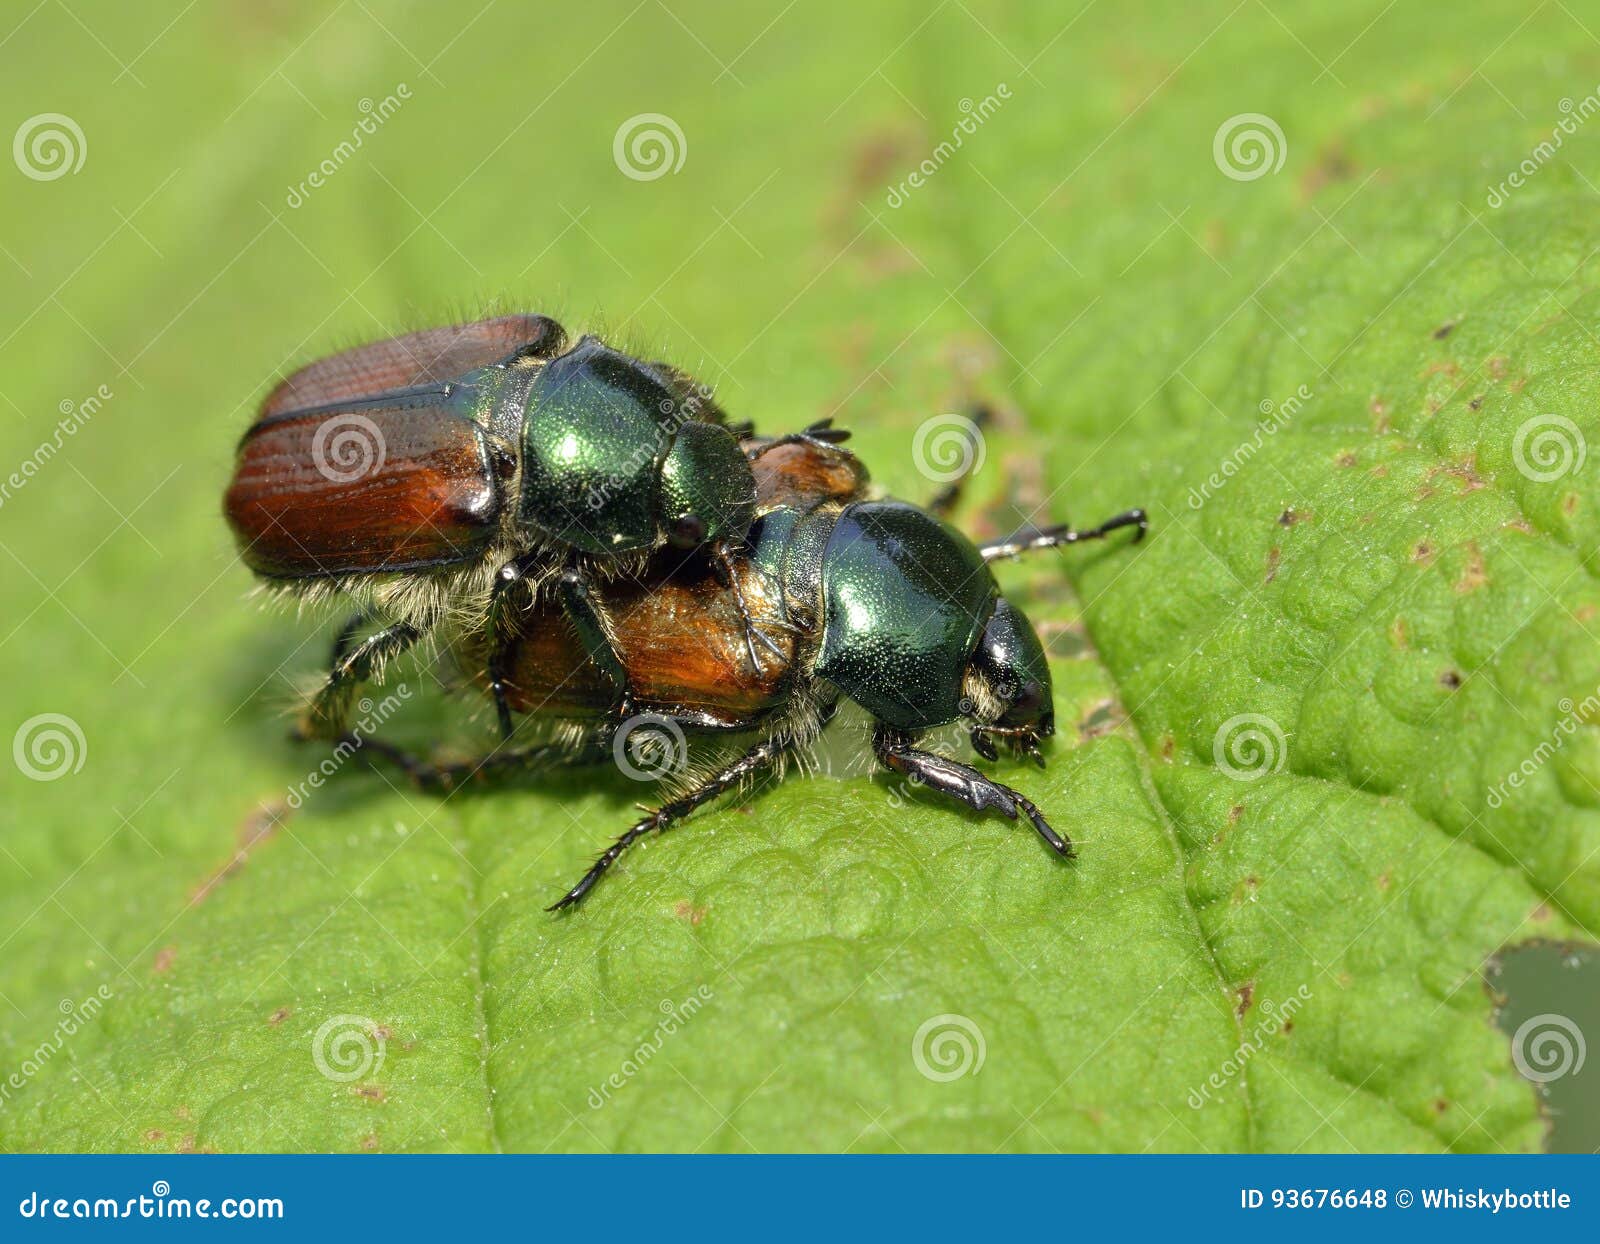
[487,553,545,740]
[556,566,636,720]
[296,619,423,741]
[872,727,1074,858]
[711,541,788,673]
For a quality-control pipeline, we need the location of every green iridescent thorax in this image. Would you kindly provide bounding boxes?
[517,336,673,555]
[815,500,998,730]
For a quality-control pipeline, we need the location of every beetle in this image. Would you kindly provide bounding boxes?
[223,314,846,741]
[352,434,1146,910]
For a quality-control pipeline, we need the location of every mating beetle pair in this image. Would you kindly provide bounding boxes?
[224,315,1146,910]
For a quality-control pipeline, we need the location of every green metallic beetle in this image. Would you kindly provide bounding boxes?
[352,432,1147,910]
[224,315,846,740]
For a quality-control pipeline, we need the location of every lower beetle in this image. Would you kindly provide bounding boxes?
[353,437,1146,910]
[223,315,845,741]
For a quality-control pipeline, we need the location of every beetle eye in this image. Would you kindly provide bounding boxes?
[668,513,707,549]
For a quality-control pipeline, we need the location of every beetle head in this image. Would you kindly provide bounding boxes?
[658,420,758,550]
[962,595,1054,764]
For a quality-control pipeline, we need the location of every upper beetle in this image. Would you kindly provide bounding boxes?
[223,315,845,739]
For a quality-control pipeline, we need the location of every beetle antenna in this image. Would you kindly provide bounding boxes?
[980,508,1147,561]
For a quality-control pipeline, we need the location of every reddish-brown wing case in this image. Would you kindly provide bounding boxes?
[225,401,503,578]
[260,315,561,416]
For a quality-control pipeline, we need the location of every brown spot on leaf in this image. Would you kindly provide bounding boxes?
[1468,396,1483,410]
[355,1085,386,1102]
[1433,322,1455,340]
[191,799,291,904]
[360,1133,381,1151]
[1389,616,1409,649]
[1335,451,1358,468]
[1264,546,1281,583]
[268,1007,291,1026]
[1487,355,1510,379]
[1454,543,1487,593]
[1235,980,1255,1016]
[1563,492,1581,517]
[1376,871,1391,891]
[143,1129,165,1142]
[1159,734,1176,762]
[1412,540,1435,565]
[1299,141,1355,198]
[1439,669,1462,689]
[1422,359,1460,378]
[1433,1097,1450,1114]
[673,899,707,926]
[1228,803,1244,824]
[152,946,177,975]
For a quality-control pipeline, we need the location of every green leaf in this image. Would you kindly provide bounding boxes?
[1,0,1595,1152]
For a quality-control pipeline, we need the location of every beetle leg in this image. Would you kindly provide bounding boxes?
[548,700,840,910]
[348,733,608,793]
[872,728,1074,858]
[980,508,1148,561]
[712,542,786,672]
[556,566,636,720]
[329,610,372,666]
[296,620,422,741]
[924,404,993,519]
[487,554,544,740]
[745,418,852,460]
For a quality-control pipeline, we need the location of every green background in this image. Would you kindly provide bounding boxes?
[0,0,1596,1152]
